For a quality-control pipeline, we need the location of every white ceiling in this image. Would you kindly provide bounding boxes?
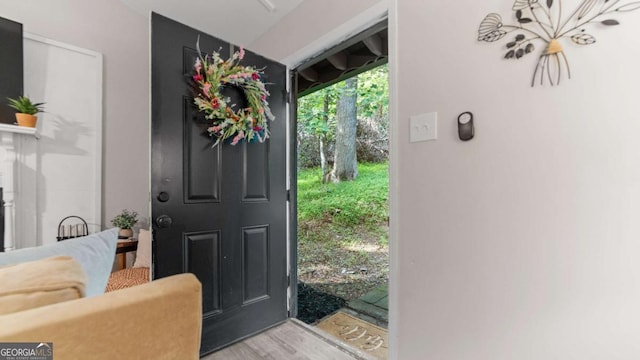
[120,0,304,46]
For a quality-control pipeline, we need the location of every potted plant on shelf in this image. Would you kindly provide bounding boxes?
[6,96,45,128]
[111,209,138,240]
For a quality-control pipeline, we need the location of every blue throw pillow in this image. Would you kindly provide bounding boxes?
[0,228,119,297]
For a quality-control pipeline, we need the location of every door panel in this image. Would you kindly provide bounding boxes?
[242,225,270,303]
[243,143,270,201]
[184,230,222,316]
[151,13,288,355]
[183,97,222,203]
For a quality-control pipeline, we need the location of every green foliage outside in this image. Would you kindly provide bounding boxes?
[297,65,389,168]
[297,65,388,137]
[298,65,389,129]
[355,65,389,120]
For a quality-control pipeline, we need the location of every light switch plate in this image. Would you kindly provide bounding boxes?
[410,112,437,142]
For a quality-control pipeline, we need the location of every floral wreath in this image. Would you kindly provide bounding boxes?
[193,46,274,146]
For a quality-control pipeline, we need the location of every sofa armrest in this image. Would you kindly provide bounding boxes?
[0,273,202,360]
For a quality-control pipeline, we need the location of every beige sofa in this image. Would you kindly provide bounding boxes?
[0,273,202,360]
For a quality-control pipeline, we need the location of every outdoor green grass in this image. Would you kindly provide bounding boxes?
[297,162,389,300]
[297,162,389,229]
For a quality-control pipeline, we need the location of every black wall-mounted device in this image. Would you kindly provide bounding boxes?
[458,112,474,141]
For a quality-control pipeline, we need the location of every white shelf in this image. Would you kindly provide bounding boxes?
[0,123,39,139]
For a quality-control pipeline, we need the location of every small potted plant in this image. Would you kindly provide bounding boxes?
[7,96,45,128]
[111,209,138,239]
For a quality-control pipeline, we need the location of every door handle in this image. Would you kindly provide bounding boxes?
[155,214,173,228]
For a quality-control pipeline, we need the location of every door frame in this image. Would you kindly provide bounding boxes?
[287,71,299,317]
[284,7,396,357]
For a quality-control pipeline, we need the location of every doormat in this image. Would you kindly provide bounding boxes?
[316,312,388,359]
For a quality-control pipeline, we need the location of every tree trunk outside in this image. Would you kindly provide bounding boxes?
[331,77,358,182]
[320,93,330,183]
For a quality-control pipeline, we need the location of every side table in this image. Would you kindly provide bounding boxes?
[116,239,138,270]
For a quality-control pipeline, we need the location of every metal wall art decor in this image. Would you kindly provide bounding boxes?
[478,0,640,86]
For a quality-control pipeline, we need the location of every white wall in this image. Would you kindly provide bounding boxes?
[0,0,149,229]
[256,0,640,359]
[395,0,640,358]
[23,34,102,246]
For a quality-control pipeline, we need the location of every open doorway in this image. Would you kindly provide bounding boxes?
[296,65,389,322]
[291,19,390,358]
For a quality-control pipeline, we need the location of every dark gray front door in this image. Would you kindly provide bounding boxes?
[151,13,289,355]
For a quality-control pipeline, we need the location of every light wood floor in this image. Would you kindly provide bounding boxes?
[202,320,367,360]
